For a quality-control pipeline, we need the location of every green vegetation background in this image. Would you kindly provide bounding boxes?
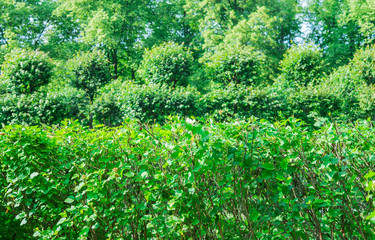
[1,0,375,239]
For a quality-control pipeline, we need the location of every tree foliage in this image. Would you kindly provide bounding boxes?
[303,0,365,67]
[348,0,375,43]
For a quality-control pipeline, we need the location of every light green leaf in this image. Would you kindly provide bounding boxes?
[56,217,67,226]
[64,196,74,204]
[30,172,39,179]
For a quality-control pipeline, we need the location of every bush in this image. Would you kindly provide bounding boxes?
[355,84,375,119]
[0,48,53,94]
[138,42,193,87]
[349,44,375,85]
[279,43,325,86]
[68,49,111,100]
[284,85,343,124]
[1,119,374,239]
[0,87,88,126]
[203,45,272,86]
[92,81,200,126]
[199,83,282,121]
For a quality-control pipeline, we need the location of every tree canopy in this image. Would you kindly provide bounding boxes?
[0,0,373,80]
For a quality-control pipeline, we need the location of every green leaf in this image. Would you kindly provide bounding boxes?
[56,217,67,226]
[30,172,39,179]
[141,171,149,179]
[64,196,74,204]
[193,164,202,172]
[20,218,27,226]
[125,172,135,178]
[305,195,315,205]
[262,163,274,170]
[365,171,375,179]
[79,226,90,237]
[366,211,375,221]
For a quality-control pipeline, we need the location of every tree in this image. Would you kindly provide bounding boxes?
[348,0,375,43]
[68,49,111,100]
[0,0,56,49]
[221,7,280,64]
[279,43,325,86]
[303,0,365,68]
[142,0,199,49]
[185,0,300,58]
[203,44,272,86]
[57,0,150,79]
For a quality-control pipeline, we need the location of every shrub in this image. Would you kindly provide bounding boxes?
[138,42,193,87]
[1,119,374,239]
[68,49,111,100]
[92,81,200,126]
[285,85,343,124]
[199,83,282,120]
[355,84,375,120]
[279,43,325,86]
[203,45,272,86]
[0,87,88,126]
[0,48,53,94]
[349,44,375,85]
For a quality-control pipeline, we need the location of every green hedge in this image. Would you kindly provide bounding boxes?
[0,87,88,126]
[199,83,282,121]
[90,79,375,127]
[92,81,200,126]
[0,118,374,239]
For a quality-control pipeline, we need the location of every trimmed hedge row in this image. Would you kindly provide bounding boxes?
[0,118,374,239]
[2,79,375,127]
[91,81,200,126]
[0,87,88,126]
[91,78,375,126]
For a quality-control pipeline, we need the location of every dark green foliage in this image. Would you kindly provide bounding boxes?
[279,43,325,86]
[91,76,375,127]
[204,45,273,86]
[68,49,111,100]
[0,48,53,94]
[284,85,343,124]
[0,211,32,240]
[199,83,282,120]
[138,42,193,87]
[0,119,374,239]
[0,87,88,126]
[92,81,200,126]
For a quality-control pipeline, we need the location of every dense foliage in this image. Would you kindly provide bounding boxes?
[1,0,375,238]
[67,50,111,100]
[0,49,53,94]
[204,45,271,86]
[0,87,88,126]
[1,118,374,239]
[279,43,325,87]
[138,42,193,87]
[92,80,199,126]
